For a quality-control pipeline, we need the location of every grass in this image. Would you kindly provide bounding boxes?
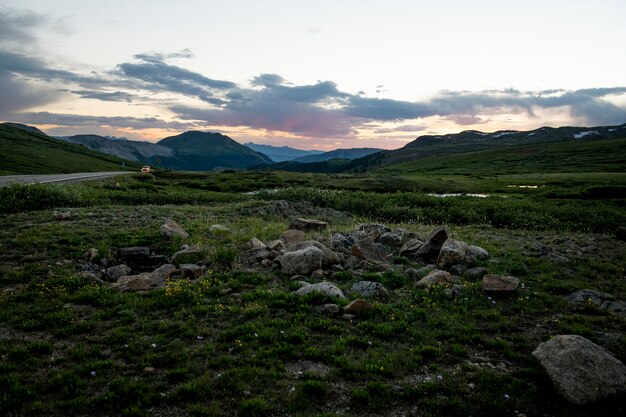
[0,124,140,175]
[0,169,625,416]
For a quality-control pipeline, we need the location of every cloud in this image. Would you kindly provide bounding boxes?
[116,52,236,103]
[0,74,64,118]
[372,124,428,134]
[0,7,45,47]
[443,115,486,125]
[12,111,194,130]
[70,90,135,102]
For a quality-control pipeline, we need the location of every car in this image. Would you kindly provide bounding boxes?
[141,166,151,173]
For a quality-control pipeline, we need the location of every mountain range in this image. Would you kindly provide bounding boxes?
[291,147,383,163]
[243,143,323,162]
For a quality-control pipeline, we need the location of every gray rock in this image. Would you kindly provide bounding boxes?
[105,264,132,282]
[414,265,436,279]
[160,219,189,239]
[399,238,424,258]
[532,335,626,404]
[351,237,388,263]
[289,218,328,232]
[413,226,449,263]
[171,246,204,266]
[417,269,453,288]
[437,239,469,270]
[567,289,626,318]
[463,267,488,281]
[281,246,324,276]
[358,223,390,235]
[330,233,355,255]
[467,245,490,261]
[311,269,326,280]
[181,264,204,279]
[289,241,340,267]
[281,229,306,245]
[449,264,467,276]
[294,281,346,299]
[84,248,98,262]
[267,239,284,251]
[351,281,389,300]
[54,212,72,221]
[482,275,519,292]
[114,264,177,292]
[243,237,266,250]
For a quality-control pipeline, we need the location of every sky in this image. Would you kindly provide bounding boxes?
[1,0,625,150]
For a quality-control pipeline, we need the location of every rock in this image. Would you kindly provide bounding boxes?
[330,233,355,255]
[261,259,273,268]
[143,367,156,375]
[181,264,204,279]
[351,237,388,263]
[207,224,230,237]
[281,246,324,276]
[105,264,132,282]
[449,264,467,277]
[54,212,72,221]
[313,304,340,315]
[289,218,328,232]
[482,275,519,292]
[344,298,374,314]
[414,265,436,279]
[281,229,306,245]
[567,289,626,317]
[171,246,204,266]
[404,268,419,279]
[399,238,424,258]
[532,335,626,404]
[417,269,453,288]
[451,284,466,297]
[351,281,389,300]
[84,248,98,262]
[116,247,165,272]
[616,226,626,242]
[160,219,189,239]
[294,281,346,300]
[267,239,284,251]
[437,239,469,270]
[114,264,177,292]
[289,241,340,267]
[311,269,326,279]
[466,245,490,262]
[77,271,105,286]
[343,314,356,320]
[463,267,488,281]
[379,228,414,248]
[243,237,266,250]
[413,226,449,263]
[358,223,390,234]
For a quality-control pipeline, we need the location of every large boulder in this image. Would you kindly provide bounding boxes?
[294,281,346,300]
[436,239,469,270]
[482,275,519,292]
[566,289,626,318]
[288,241,340,267]
[330,233,355,255]
[105,264,132,282]
[351,237,388,263]
[113,264,177,292]
[344,298,374,315]
[532,335,626,404]
[463,266,488,281]
[416,269,453,288]
[160,219,189,239]
[399,238,424,258]
[351,281,389,300]
[289,218,328,232]
[413,226,449,262]
[466,245,490,262]
[281,246,324,276]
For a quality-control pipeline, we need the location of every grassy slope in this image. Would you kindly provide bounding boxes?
[0,125,140,175]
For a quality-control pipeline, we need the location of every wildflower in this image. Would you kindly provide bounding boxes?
[437,375,443,381]
[151,343,157,348]
[90,371,96,377]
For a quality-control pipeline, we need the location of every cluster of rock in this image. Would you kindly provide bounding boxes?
[242,219,519,298]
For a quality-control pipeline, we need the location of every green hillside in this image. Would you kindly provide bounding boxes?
[0,124,140,175]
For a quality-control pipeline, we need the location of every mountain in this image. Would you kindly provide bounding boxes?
[0,124,139,175]
[292,148,383,163]
[62,131,274,171]
[343,123,626,172]
[156,131,273,170]
[2,122,46,136]
[243,142,323,162]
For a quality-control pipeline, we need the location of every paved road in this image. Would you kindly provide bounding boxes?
[0,171,134,187]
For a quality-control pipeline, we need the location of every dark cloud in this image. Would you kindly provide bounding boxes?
[373,124,428,134]
[444,115,486,125]
[0,74,63,118]
[343,96,433,120]
[71,90,135,102]
[12,111,194,131]
[251,73,284,87]
[0,7,45,47]
[116,52,236,104]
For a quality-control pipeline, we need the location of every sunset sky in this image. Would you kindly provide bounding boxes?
[1,0,625,150]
